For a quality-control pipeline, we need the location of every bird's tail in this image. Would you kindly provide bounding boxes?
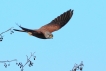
[15,23,34,32]
[13,29,26,32]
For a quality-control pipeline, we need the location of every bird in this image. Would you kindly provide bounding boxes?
[13,9,74,39]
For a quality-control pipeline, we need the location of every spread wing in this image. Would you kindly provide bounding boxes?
[39,9,74,33]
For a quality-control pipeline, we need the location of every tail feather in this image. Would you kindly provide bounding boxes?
[15,23,35,32]
[13,29,25,32]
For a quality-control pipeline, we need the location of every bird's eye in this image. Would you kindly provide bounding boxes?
[49,35,51,37]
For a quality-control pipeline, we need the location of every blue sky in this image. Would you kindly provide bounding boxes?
[0,0,106,71]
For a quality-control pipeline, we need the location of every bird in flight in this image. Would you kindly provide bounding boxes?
[13,9,74,39]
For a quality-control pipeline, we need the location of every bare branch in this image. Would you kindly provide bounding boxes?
[0,59,17,63]
[22,52,35,68]
[71,61,84,71]
[0,27,14,41]
[0,27,14,35]
[0,59,17,68]
[15,52,36,71]
[0,52,36,71]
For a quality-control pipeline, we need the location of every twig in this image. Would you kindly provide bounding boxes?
[0,52,36,71]
[0,27,14,35]
[15,52,36,71]
[71,61,84,71]
[0,59,17,68]
[0,59,17,63]
[21,52,35,70]
[0,27,14,41]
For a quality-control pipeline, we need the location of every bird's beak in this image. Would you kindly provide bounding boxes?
[50,36,53,39]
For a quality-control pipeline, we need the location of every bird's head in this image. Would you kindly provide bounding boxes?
[45,32,53,39]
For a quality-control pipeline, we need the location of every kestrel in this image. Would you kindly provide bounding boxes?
[13,9,74,39]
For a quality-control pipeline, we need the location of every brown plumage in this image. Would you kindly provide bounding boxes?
[13,9,74,39]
